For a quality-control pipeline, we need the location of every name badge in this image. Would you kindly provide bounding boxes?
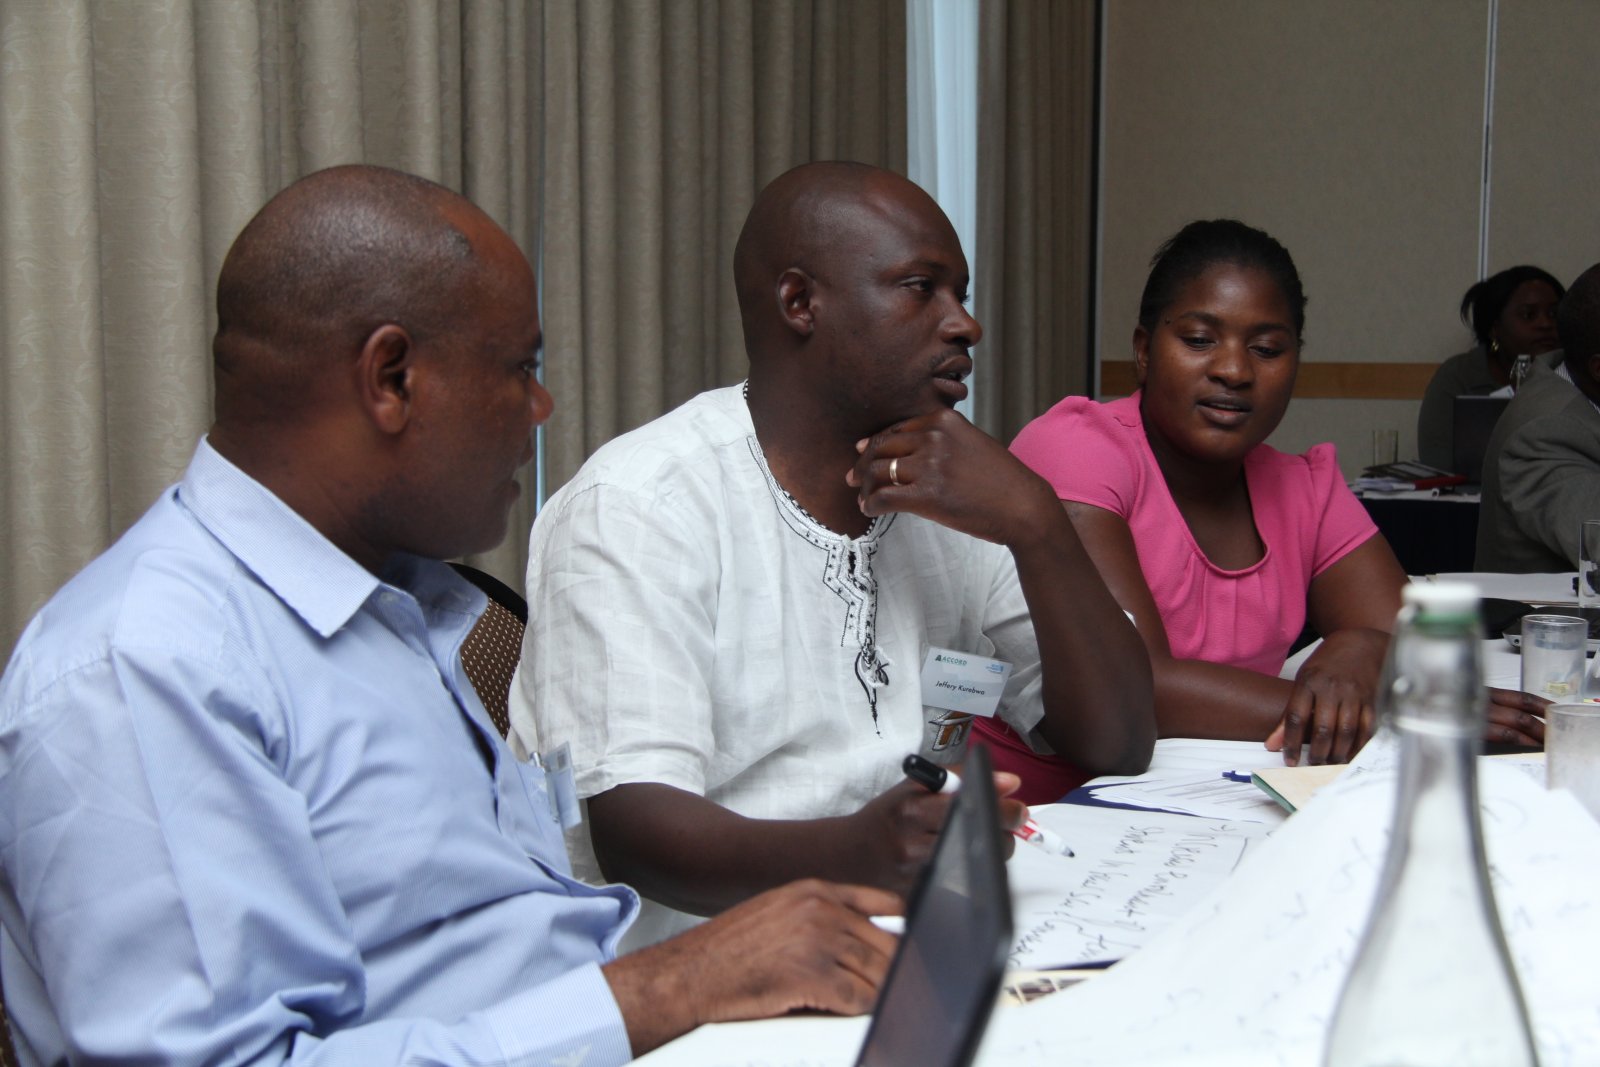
[540,741,583,831]
[919,646,1010,718]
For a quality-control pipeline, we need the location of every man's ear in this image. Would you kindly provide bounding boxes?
[1132,325,1151,387]
[775,268,817,338]
[356,324,416,434]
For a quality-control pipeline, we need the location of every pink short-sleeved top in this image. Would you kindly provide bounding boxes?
[1014,393,1377,672]
[972,393,1378,802]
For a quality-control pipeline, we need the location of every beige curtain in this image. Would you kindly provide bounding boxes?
[1,0,905,658]
[974,0,1097,442]
[539,0,907,490]
[0,1,540,657]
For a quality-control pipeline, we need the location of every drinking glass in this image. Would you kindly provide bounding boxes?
[1520,614,1586,701]
[1547,703,1600,822]
[1579,520,1600,609]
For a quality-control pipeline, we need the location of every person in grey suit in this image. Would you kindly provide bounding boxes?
[1476,262,1600,572]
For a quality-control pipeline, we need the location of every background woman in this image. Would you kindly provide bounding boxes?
[1417,265,1565,470]
[973,220,1546,804]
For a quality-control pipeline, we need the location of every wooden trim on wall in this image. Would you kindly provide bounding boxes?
[1098,361,1440,400]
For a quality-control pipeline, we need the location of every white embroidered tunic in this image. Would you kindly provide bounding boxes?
[510,385,1046,947]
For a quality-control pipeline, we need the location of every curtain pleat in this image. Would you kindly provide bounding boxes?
[975,0,1097,443]
[3,4,114,655]
[90,3,214,530]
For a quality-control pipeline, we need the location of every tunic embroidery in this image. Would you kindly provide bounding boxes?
[743,434,896,730]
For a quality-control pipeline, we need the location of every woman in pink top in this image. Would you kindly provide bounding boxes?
[974,220,1546,803]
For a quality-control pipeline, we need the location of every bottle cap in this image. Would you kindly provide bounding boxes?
[1402,581,1479,615]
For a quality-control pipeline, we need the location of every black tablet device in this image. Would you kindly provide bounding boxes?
[854,743,1013,1067]
[1452,394,1511,484]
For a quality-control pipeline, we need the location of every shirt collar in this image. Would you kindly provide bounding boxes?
[177,438,384,638]
[736,383,890,545]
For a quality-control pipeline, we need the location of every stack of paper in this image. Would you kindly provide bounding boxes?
[978,761,1600,1066]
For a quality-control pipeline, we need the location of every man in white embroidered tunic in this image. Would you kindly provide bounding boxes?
[509,162,1155,948]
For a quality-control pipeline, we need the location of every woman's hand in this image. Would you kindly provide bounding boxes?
[1267,629,1388,765]
[1267,679,1548,764]
[1266,537,1408,765]
[1485,687,1547,748]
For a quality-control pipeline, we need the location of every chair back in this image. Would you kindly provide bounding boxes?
[449,564,528,738]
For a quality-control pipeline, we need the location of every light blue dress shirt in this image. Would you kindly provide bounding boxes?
[0,440,639,1066]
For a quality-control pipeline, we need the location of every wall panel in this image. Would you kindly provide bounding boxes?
[1099,1,1489,475]
[1489,0,1600,287]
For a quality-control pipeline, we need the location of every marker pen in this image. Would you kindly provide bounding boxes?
[901,754,1075,857]
[902,753,960,793]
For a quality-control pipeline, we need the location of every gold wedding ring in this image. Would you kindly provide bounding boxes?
[889,457,901,486]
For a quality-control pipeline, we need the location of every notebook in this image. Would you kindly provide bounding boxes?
[854,743,1013,1067]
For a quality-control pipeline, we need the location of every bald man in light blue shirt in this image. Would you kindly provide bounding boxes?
[0,165,899,1067]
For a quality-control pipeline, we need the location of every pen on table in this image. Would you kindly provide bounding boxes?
[902,754,1075,857]
[1221,770,1254,784]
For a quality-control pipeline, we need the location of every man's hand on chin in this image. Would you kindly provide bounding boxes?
[846,409,1060,548]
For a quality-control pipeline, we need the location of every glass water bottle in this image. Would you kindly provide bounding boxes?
[1323,582,1537,1067]
[1510,352,1533,393]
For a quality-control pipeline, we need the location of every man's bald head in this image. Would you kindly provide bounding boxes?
[208,165,548,569]
[732,162,953,359]
[731,161,977,448]
[212,165,480,427]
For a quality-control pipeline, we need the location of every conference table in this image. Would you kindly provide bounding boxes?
[636,575,1600,1067]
